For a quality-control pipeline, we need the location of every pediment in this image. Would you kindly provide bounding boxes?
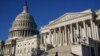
[48,11,92,26]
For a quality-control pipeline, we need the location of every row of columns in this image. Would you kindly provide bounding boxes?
[3,44,14,55]
[9,30,34,37]
[41,20,100,47]
[13,22,34,27]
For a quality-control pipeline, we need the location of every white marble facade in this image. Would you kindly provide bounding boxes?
[15,35,39,56]
[40,9,100,56]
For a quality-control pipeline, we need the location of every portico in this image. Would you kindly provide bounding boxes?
[40,9,100,56]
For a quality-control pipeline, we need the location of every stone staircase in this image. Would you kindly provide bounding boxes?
[41,45,73,56]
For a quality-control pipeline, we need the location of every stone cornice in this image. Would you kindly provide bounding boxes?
[16,35,38,42]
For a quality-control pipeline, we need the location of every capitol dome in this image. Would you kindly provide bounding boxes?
[9,4,39,39]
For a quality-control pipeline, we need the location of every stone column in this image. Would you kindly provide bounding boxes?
[19,30,21,37]
[17,31,18,36]
[13,31,14,37]
[51,30,53,45]
[14,31,16,36]
[24,30,25,37]
[20,30,21,36]
[55,28,57,46]
[49,30,52,44]
[90,20,94,39]
[44,33,46,44]
[18,31,19,37]
[79,24,82,44]
[70,24,73,44]
[28,30,30,36]
[11,32,13,37]
[68,27,70,45]
[60,27,62,45]
[21,30,23,37]
[73,27,76,44]
[95,24,99,56]
[93,21,97,40]
[58,27,61,46]
[19,30,20,37]
[41,33,43,44]
[30,30,32,36]
[54,29,56,46]
[16,31,17,37]
[13,32,14,37]
[61,27,63,45]
[15,31,17,36]
[76,23,79,44]
[27,30,29,37]
[64,25,67,45]
[85,23,90,44]
[56,28,59,46]
[62,27,65,45]
[26,30,28,37]
[29,30,31,36]
[95,25,99,41]
[55,28,57,45]
[90,20,99,56]
[23,30,24,36]
[16,31,17,36]
[26,30,27,37]
[83,21,87,43]
[52,30,54,45]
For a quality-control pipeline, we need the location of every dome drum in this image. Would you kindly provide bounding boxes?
[9,29,39,38]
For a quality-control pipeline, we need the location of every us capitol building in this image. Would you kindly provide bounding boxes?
[0,2,100,56]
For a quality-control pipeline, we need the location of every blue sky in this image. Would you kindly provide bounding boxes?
[0,0,100,40]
